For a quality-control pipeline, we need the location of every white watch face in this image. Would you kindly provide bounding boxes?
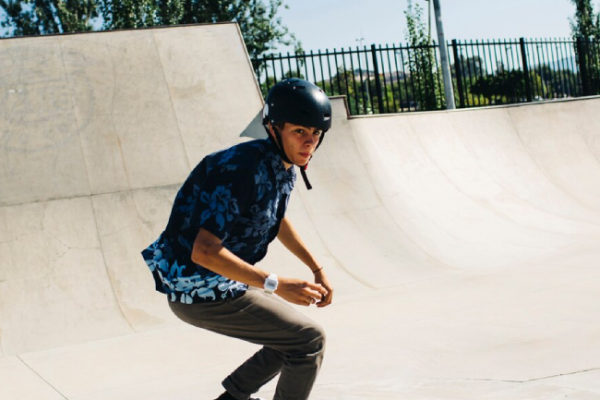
[265,274,278,293]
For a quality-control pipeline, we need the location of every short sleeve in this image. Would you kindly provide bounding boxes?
[185,164,255,242]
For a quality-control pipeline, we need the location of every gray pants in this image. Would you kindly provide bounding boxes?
[168,288,326,400]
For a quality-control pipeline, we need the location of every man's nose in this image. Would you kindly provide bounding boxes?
[305,135,317,146]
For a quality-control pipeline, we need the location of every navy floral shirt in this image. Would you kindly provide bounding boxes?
[141,138,296,304]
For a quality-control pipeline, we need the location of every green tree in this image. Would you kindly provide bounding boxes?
[570,0,600,94]
[1,0,299,61]
[570,0,600,40]
[257,67,305,97]
[534,64,578,98]
[404,0,443,111]
[98,0,179,29]
[0,0,99,36]
[324,67,366,115]
[452,55,484,78]
[382,75,415,112]
[99,0,301,60]
[470,70,547,104]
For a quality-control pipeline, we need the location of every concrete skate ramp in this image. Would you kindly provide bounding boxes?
[2,23,600,400]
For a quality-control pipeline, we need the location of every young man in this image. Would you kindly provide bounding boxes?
[141,78,334,400]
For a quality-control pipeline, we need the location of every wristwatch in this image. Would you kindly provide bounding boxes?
[264,273,278,294]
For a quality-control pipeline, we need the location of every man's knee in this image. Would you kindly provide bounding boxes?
[297,321,326,356]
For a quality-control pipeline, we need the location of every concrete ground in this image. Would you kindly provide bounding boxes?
[1,23,599,400]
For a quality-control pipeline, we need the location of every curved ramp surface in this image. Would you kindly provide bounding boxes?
[1,24,600,400]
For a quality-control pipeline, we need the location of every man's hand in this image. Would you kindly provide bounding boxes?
[276,217,334,307]
[276,277,328,307]
[314,269,333,307]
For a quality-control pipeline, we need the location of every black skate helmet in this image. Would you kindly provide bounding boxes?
[262,78,332,190]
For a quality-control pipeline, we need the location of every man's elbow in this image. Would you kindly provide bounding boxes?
[191,229,223,265]
[191,248,209,266]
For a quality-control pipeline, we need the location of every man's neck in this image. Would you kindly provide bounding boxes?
[267,132,293,170]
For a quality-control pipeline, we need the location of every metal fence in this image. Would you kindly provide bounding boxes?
[252,38,600,115]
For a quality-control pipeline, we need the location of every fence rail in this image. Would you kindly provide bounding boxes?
[252,37,600,115]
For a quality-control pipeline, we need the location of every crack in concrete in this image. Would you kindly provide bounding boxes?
[524,367,600,383]
[0,230,36,245]
[41,204,70,251]
[0,316,5,356]
[16,355,69,400]
[101,224,137,240]
[1,183,182,208]
[152,30,192,173]
[454,367,600,384]
[90,195,136,333]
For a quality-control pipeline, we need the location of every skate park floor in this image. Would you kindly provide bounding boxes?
[1,23,600,400]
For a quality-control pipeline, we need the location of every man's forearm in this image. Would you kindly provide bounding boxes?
[192,231,269,288]
[191,227,328,307]
[277,217,321,272]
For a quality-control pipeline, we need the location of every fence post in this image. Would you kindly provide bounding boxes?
[432,0,456,109]
[519,38,533,102]
[451,39,466,108]
[371,44,385,113]
[576,37,591,96]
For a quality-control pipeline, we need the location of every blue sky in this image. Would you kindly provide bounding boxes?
[273,0,599,53]
[1,0,598,50]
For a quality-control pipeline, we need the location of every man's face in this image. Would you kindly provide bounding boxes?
[269,123,322,168]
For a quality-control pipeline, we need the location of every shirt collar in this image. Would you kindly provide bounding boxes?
[263,137,296,183]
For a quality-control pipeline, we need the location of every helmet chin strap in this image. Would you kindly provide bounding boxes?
[300,164,313,190]
[266,124,293,164]
[299,133,326,191]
